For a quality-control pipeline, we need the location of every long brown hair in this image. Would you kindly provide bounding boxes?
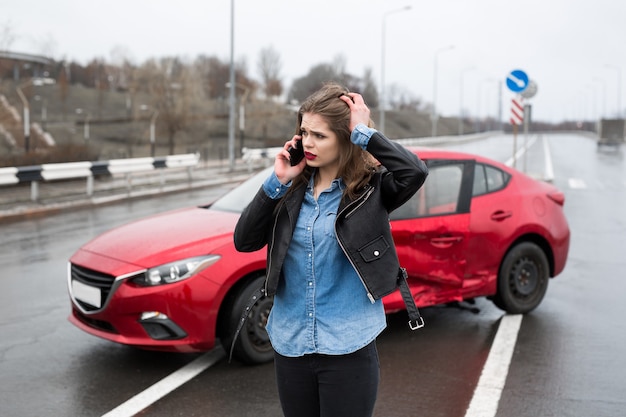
[291,82,376,200]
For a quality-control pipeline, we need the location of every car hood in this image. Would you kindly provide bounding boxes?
[78,206,239,268]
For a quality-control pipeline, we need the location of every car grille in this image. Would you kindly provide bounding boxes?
[70,263,116,312]
[72,308,118,333]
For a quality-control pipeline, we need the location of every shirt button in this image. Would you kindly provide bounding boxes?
[309,313,313,317]
[275,187,280,192]
[308,282,313,286]
[374,250,380,257]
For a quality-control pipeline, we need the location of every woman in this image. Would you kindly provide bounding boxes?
[234,83,428,417]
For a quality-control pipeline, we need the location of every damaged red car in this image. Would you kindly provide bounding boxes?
[67,148,570,364]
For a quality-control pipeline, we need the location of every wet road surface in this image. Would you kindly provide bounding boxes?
[1,132,625,416]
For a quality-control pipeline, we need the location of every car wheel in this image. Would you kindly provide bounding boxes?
[493,242,549,314]
[222,275,274,365]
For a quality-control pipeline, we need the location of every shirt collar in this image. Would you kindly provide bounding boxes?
[307,171,346,192]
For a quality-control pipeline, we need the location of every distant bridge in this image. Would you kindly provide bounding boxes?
[0,50,56,80]
[0,51,55,65]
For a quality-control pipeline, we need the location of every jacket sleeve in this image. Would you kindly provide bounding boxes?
[366,131,429,212]
[233,186,280,252]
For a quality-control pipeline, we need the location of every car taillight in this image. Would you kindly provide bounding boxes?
[547,191,565,206]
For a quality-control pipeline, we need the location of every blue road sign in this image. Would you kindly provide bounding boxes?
[506,69,529,93]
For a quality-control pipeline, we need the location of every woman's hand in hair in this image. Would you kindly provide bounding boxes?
[340,93,370,132]
[275,135,306,185]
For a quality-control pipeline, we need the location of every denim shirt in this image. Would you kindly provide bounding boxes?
[262,124,386,357]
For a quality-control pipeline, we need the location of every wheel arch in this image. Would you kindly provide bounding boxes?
[215,269,266,340]
[503,233,555,277]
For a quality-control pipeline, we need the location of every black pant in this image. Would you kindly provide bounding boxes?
[274,341,380,417]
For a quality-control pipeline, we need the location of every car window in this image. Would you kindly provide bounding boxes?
[391,163,465,220]
[209,167,273,213]
[472,163,511,196]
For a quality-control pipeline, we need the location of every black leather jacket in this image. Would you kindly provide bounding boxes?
[234,131,428,301]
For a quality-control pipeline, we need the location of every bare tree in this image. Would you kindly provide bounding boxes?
[136,57,196,155]
[0,20,16,51]
[257,46,283,100]
[361,67,379,108]
[57,61,70,121]
[289,63,338,103]
[193,54,254,102]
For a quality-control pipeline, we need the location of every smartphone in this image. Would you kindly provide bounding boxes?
[288,140,305,166]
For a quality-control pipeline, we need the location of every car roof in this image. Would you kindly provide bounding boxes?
[405,146,511,171]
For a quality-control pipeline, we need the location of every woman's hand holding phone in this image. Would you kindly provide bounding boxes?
[275,135,305,184]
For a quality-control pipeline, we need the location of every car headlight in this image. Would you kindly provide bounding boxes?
[132,255,221,286]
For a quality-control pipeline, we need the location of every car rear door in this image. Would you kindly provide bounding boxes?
[390,159,475,287]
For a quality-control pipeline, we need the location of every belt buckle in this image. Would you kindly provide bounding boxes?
[409,317,425,330]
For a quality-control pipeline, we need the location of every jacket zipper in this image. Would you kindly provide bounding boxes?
[343,186,374,219]
[335,186,376,303]
[266,211,281,295]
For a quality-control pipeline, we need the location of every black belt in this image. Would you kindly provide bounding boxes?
[397,267,425,330]
[229,286,265,363]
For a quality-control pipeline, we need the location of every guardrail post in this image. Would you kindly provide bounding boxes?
[30,181,39,202]
[187,166,193,182]
[86,175,94,196]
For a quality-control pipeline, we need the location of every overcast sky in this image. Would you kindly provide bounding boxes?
[3,0,625,123]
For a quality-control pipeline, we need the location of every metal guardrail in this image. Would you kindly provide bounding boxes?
[241,146,281,171]
[239,133,494,170]
[0,153,200,202]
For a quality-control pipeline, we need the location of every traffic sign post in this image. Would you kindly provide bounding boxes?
[506,69,533,169]
[510,97,524,125]
[510,96,524,168]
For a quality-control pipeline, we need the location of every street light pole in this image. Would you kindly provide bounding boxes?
[227,0,236,170]
[431,45,454,137]
[226,82,249,156]
[593,77,607,119]
[459,66,475,135]
[605,64,622,117]
[16,82,31,152]
[476,78,495,132]
[380,5,411,134]
[150,110,159,157]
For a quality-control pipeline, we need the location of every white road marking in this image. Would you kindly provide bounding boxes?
[101,347,225,417]
[464,314,523,417]
[505,135,537,167]
[568,178,587,189]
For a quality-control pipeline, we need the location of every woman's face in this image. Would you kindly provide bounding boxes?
[300,112,341,173]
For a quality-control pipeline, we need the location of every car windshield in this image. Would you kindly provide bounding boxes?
[209,167,274,213]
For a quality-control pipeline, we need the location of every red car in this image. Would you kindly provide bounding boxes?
[67,148,570,364]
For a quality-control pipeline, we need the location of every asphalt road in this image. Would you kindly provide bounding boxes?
[1,132,625,417]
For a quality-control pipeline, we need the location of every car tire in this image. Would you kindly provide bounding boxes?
[492,242,549,314]
[222,275,274,365]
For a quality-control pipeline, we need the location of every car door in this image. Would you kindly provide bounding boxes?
[463,162,515,285]
[390,159,475,288]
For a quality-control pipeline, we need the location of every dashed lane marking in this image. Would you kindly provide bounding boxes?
[568,178,587,189]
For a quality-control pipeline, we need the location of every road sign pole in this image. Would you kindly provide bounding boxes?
[523,105,531,172]
[512,124,518,168]
[510,96,524,168]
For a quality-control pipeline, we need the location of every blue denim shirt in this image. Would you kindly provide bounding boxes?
[262,124,386,357]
